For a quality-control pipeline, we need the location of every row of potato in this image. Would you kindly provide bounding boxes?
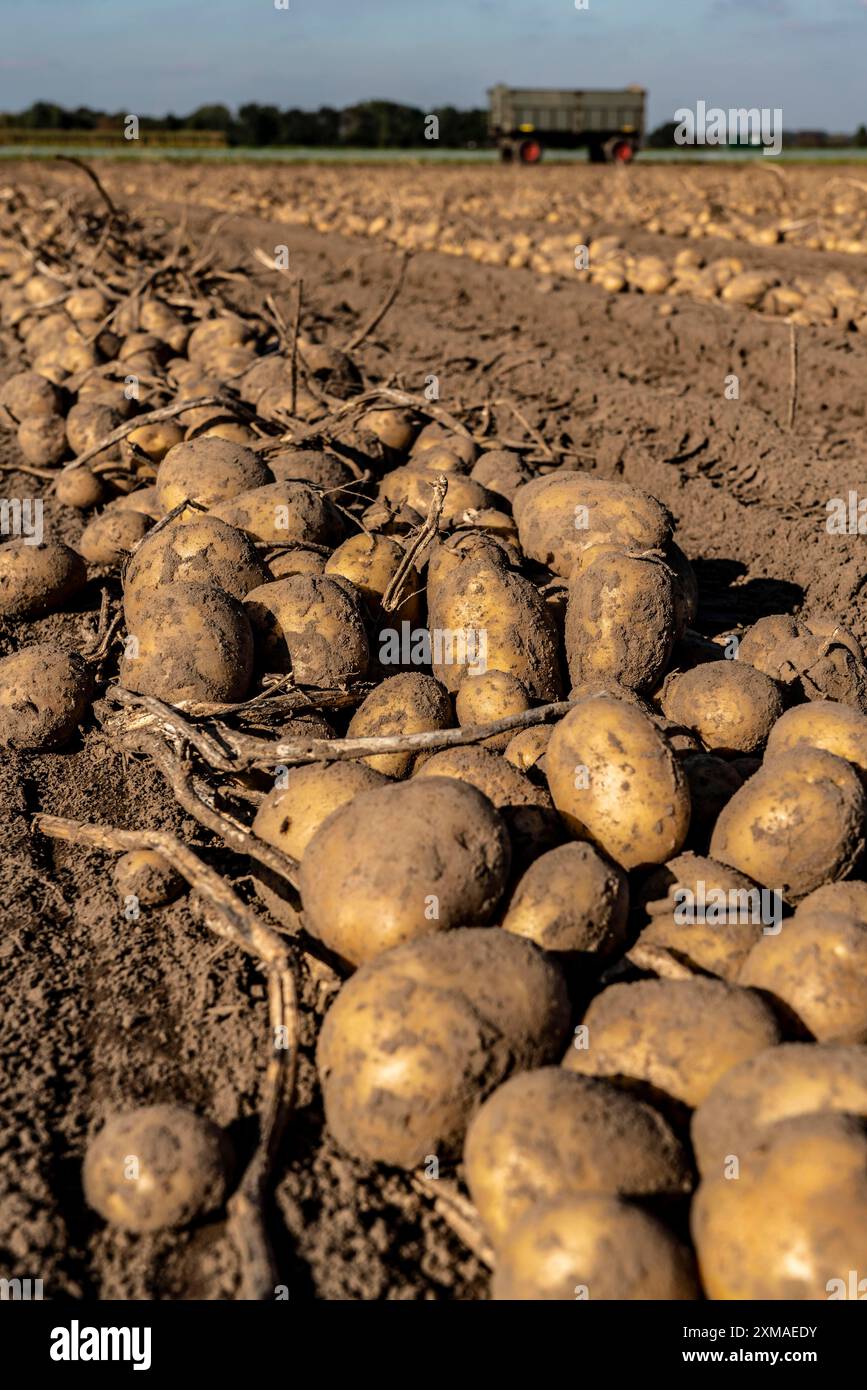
[2,257,867,1295]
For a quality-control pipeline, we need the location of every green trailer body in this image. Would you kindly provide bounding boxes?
[488,84,646,163]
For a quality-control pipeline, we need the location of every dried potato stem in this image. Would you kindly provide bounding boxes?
[381,473,447,614]
[409,1175,494,1269]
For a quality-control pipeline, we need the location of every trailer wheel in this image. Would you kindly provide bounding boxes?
[518,139,543,164]
[499,142,515,163]
[588,141,606,164]
[612,140,636,163]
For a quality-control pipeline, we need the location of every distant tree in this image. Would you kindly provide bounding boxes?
[236,104,282,145]
[646,121,678,148]
[186,104,233,132]
[854,124,867,148]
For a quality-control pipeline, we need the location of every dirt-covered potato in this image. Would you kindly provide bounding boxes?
[513,474,673,579]
[325,533,422,627]
[0,368,61,424]
[566,549,677,693]
[0,643,92,749]
[492,1194,700,1301]
[267,549,327,579]
[427,554,562,699]
[300,777,510,965]
[764,699,867,777]
[317,927,570,1166]
[78,508,151,566]
[661,660,784,755]
[738,613,867,711]
[738,912,867,1042]
[411,424,476,469]
[17,413,67,466]
[121,581,253,704]
[464,1068,692,1248]
[691,1113,867,1299]
[113,849,184,908]
[155,437,273,512]
[0,540,87,618]
[501,841,629,959]
[187,314,252,363]
[253,760,387,862]
[212,481,343,548]
[504,724,552,771]
[243,575,369,686]
[361,406,419,452]
[267,448,356,497]
[469,449,532,503]
[123,420,185,463]
[65,402,126,461]
[710,746,866,902]
[454,671,531,751]
[692,1043,867,1176]
[564,978,781,1109]
[632,852,768,981]
[346,673,453,777]
[123,515,269,623]
[83,1104,229,1233]
[379,466,497,528]
[546,696,690,869]
[54,466,104,510]
[795,879,867,921]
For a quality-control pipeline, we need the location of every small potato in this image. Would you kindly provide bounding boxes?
[17,414,67,466]
[65,402,126,462]
[361,407,418,452]
[113,849,184,908]
[710,747,866,902]
[796,879,867,921]
[464,1068,692,1248]
[661,661,783,755]
[317,927,570,1167]
[300,777,510,965]
[379,466,497,529]
[110,485,161,520]
[325,533,422,627]
[692,1042,867,1177]
[0,369,61,424]
[267,549,327,579]
[632,852,768,981]
[297,339,361,397]
[492,1194,699,1301]
[212,481,343,548]
[347,672,453,777]
[54,467,104,510]
[691,1113,867,1299]
[267,448,356,498]
[455,670,531,751]
[738,613,867,711]
[155,437,273,512]
[123,515,269,623]
[513,473,673,579]
[121,581,253,704]
[187,315,252,363]
[243,575,369,687]
[764,700,867,777]
[124,420,185,463]
[0,643,92,749]
[501,841,629,959]
[254,760,387,862]
[504,724,552,771]
[469,449,532,503]
[83,1104,228,1233]
[564,978,781,1109]
[566,549,677,693]
[546,696,690,869]
[78,509,151,565]
[412,425,476,469]
[739,912,867,1042]
[0,540,86,618]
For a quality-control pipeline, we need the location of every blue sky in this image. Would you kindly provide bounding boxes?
[1,0,866,130]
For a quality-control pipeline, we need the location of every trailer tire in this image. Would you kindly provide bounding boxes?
[603,138,636,164]
[588,141,606,164]
[518,138,543,165]
[499,142,515,163]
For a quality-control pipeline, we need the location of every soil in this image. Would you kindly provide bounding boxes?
[2,161,867,1300]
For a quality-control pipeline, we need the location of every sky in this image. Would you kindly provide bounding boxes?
[1,0,866,131]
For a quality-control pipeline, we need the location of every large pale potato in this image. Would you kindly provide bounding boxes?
[243,575,369,686]
[566,548,677,692]
[123,515,268,623]
[632,852,769,981]
[212,481,343,548]
[513,474,673,579]
[253,761,387,861]
[764,700,867,777]
[661,660,784,755]
[0,540,86,618]
[155,437,273,512]
[346,672,453,777]
[501,841,629,959]
[121,581,253,704]
[738,912,867,1042]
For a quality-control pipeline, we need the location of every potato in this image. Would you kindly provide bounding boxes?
[139,298,189,352]
[632,852,768,981]
[113,849,184,908]
[267,448,356,497]
[764,699,867,777]
[566,548,677,693]
[710,747,866,902]
[65,402,126,461]
[504,724,552,771]
[412,425,476,470]
[243,575,369,686]
[212,481,343,548]
[492,1194,699,1301]
[17,413,67,466]
[187,314,252,363]
[796,879,867,921]
[123,515,269,623]
[426,532,519,602]
[513,474,673,579]
[325,533,422,627]
[316,927,570,1167]
[691,1113,867,1299]
[54,466,104,510]
[455,671,531,751]
[155,437,273,512]
[267,549,327,579]
[124,420,185,463]
[253,760,387,861]
[501,841,628,959]
[83,1104,228,1233]
[346,673,453,777]
[379,466,497,528]
[738,613,867,711]
[469,449,532,503]
[464,1068,692,1249]
[0,369,61,424]
[0,540,86,618]
[78,508,151,566]
[546,696,690,869]
[297,339,361,396]
[692,1043,867,1176]
[565,978,781,1109]
[661,661,783,755]
[121,581,253,704]
[361,407,418,452]
[738,912,867,1042]
[427,555,562,699]
[0,643,92,749]
[300,777,510,965]
[110,485,161,520]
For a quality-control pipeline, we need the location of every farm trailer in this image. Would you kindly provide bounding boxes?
[488,84,646,164]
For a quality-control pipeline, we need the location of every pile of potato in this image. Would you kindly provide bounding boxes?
[3,221,867,1301]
